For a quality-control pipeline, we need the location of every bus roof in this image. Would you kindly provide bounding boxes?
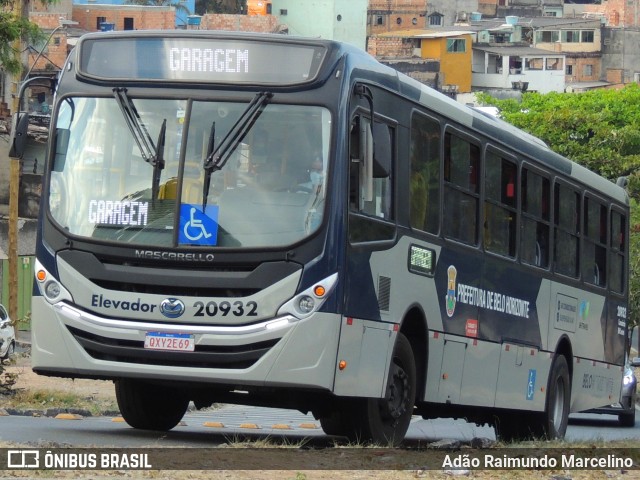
[72,30,628,206]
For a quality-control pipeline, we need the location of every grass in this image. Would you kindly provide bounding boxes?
[1,388,118,416]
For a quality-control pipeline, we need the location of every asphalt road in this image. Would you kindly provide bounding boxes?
[0,404,638,448]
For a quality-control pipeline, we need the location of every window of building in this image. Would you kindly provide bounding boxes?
[396,17,402,25]
[521,168,550,268]
[484,152,517,257]
[429,14,443,27]
[563,30,580,42]
[376,15,384,26]
[443,132,479,245]
[124,17,134,30]
[554,183,580,278]
[610,209,626,293]
[410,112,440,234]
[566,65,573,75]
[583,196,607,287]
[536,30,559,43]
[525,57,544,70]
[446,39,466,53]
[546,58,561,70]
[581,30,595,43]
[96,16,106,30]
[583,64,593,76]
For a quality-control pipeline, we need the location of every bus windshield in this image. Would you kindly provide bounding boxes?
[49,96,331,248]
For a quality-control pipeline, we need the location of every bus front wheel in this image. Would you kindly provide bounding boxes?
[115,378,189,431]
[349,332,416,446]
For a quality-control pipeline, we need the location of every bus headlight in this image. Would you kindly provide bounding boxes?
[35,259,73,304]
[44,281,61,299]
[297,295,315,314]
[278,273,338,319]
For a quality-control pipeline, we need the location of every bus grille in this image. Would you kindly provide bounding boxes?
[67,326,279,369]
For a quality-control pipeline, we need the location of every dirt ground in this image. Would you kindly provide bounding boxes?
[5,352,116,402]
[2,353,640,479]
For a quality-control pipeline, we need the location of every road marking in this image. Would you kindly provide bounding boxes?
[55,413,83,420]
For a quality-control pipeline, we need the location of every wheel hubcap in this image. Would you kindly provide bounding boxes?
[385,364,410,421]
[552,377,565,430]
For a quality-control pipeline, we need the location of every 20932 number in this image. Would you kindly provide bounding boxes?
[193,300,258,317]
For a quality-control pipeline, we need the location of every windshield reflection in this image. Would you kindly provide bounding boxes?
[49,97,331,248]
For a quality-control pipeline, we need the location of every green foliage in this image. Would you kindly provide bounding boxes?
[478,86,640,335]
[195,0,245,15]
[0,12,43,74]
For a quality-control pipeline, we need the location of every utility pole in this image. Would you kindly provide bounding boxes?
[8,0,29,324]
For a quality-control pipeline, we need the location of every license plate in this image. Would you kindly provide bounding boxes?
[144,332,195,352]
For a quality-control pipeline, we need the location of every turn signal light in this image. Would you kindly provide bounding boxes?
[338,360,347,370]
[36,270,47,282]
[314,285,326,297]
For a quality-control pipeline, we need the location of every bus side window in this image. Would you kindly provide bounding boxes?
[349,115,393,220]
[553,182,580,278]
[409,112,440,234]
[583,196,607,287]
[521,168,550,268]
[610,209,626,293]
[443,132,479,246]
[348,114,395,243]
[484,151,516,257]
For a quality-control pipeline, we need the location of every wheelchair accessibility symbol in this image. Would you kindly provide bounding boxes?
[179,204,219,246]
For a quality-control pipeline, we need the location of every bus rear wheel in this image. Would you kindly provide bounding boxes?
[347,333,416,446]
[538,354,570,439]
[115,378,189,431]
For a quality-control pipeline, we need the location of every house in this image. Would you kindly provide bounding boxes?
[72,4,176,32]
[473,45,565,93]
[367,0,427,36]
[73,0,194,29]
[369,29,473,93]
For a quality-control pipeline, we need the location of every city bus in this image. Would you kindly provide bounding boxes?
[28,30,629,444]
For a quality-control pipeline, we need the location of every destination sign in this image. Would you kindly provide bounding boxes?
[78,35,327,85]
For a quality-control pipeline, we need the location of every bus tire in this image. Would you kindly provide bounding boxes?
[115,378,189,431]
[619,409,635,427]
[539,354,570,439]
[319,404,355,437]
[349,332,416,446]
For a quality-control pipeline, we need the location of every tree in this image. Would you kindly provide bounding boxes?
[195,0,245,15]
[0,11,44,74]
[478,85,640,343]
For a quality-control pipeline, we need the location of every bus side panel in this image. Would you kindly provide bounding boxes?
[342,236,442,399]
[547,282,606,361]
[333,317,394,397]
[494,344,550,411]
[605,297,627,366]
[458,338,501,406]
[571,359,622,412]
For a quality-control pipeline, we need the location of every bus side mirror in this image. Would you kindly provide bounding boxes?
[373,122,391,178]
[9,113,30,159]
[53,128,70,171]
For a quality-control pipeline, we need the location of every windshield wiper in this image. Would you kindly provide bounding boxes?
[113,88,166,202]
[202,91,273,209]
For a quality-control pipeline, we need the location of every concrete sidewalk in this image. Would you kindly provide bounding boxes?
[16,329,31,348]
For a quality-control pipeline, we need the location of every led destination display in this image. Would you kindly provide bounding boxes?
[78,35,327,85]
